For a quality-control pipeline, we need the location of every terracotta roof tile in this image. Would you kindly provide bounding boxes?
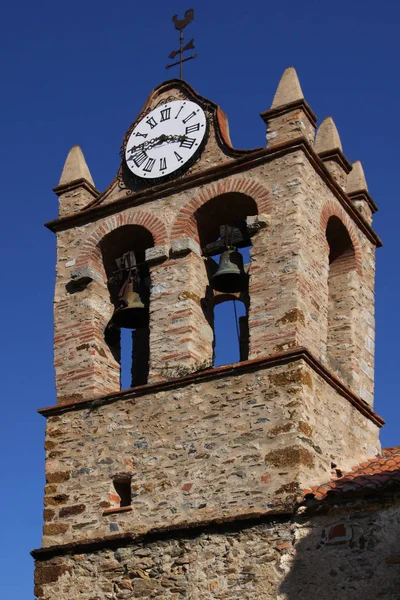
[305,446,400,502]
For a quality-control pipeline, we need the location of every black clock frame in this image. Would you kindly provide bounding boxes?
[119,101,210,193]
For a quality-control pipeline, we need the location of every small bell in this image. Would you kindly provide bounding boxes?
[210,248,248,293]
[112,280,148,329]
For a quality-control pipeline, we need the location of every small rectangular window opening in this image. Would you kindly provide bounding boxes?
[113,477,132,507]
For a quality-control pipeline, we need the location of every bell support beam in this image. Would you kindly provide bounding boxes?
[202,222,253,257]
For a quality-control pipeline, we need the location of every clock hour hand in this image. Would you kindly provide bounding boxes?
[126,140,150,155]
[127,134,187,155]
[146,134,186,150]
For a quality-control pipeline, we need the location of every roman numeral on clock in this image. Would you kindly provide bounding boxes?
[143,157,156,172]
[174,105,184,120]
[174,151,184,163]
[182,111,197,124]
[185,123,200,134]
[160,108,171,122]
[146,116,158,129]
[132,150,147,167]
[180,137,196,149]
[159,157,167,171]
[135,131,148,138]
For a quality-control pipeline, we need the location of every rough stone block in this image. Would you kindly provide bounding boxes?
[145,245,169,264]
[70,265,104,286]
[247,213,271,232]
[170,237,201,257]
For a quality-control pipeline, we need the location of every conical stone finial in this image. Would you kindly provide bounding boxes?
[347,160,368,193]
[58,145,95,187]
[261,66,316,147]
[315,117,343,153]
[271,67,304,108]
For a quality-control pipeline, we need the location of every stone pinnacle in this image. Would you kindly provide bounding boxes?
[315,117,343,153]
[347,160,368,193]
[58,145,95,187]
[271,67,304,109]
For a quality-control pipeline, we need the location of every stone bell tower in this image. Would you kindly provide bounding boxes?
[32,68,384,599]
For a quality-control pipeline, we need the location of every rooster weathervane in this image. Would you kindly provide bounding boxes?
[165,9,197,79]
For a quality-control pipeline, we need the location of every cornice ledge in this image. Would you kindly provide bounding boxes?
[37,346,384,427]
[52,178,100,198]
[31,507,293,560]
[260,98,317,127]
[44,139,381,249]
[348,189,378,213]
[318,148,352,174]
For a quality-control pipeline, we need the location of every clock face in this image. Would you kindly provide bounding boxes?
[125,100,207,179]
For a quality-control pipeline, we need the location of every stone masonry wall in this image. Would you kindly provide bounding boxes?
[302,163,376,404]
[53,173,271,402]
[321,158,347,190]
[327,262,358,385]
[265,106,315,148]
[34,502,400,599]
[41,359,380,548]
[147,251,214,382]
[53,149,377,406]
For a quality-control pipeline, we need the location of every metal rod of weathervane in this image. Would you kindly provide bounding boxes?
[165,9,197,79]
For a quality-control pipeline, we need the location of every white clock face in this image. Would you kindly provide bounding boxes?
[125,100,207,179]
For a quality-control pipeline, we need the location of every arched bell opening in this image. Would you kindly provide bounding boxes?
[195,192,256,295]
[325,216,357,382]
[195,192,258,248]
[100,225,154,390]
[195,192,256,367]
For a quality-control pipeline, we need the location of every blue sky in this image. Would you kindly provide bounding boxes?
[1,0,399,596]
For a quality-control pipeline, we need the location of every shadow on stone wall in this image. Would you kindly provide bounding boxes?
[32,470,400,599]
[279,469,400,600]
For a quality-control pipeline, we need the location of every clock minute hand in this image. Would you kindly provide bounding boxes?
[150,134,168,147]
[126,139,151,154]
[146,134,186,150]
[127,134,187,155]
[128,136,164,154]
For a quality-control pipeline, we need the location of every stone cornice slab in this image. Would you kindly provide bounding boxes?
[260,98,318,127]
[348,189,378,214]
[318,148,352,174]
[52,177,100,198]
[38,346,385,428]
[31,509,293,561]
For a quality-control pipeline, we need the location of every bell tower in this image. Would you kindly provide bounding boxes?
[33,70,384,598]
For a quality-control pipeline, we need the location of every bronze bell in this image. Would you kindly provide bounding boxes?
[210,248,248,293]
[112,280,149,329]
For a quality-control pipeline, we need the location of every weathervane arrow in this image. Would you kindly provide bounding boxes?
[165,9,197,79]
[169,38,195,60]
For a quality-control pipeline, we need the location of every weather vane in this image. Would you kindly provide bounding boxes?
[165,9,197,80]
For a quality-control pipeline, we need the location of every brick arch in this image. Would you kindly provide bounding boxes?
[171,176,271,244]
[76,209,168,276]
[320,201,362,274]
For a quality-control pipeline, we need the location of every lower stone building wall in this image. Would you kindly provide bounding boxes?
[41,357,380,548]
[34,501,400,599]
[281,502,400,600]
